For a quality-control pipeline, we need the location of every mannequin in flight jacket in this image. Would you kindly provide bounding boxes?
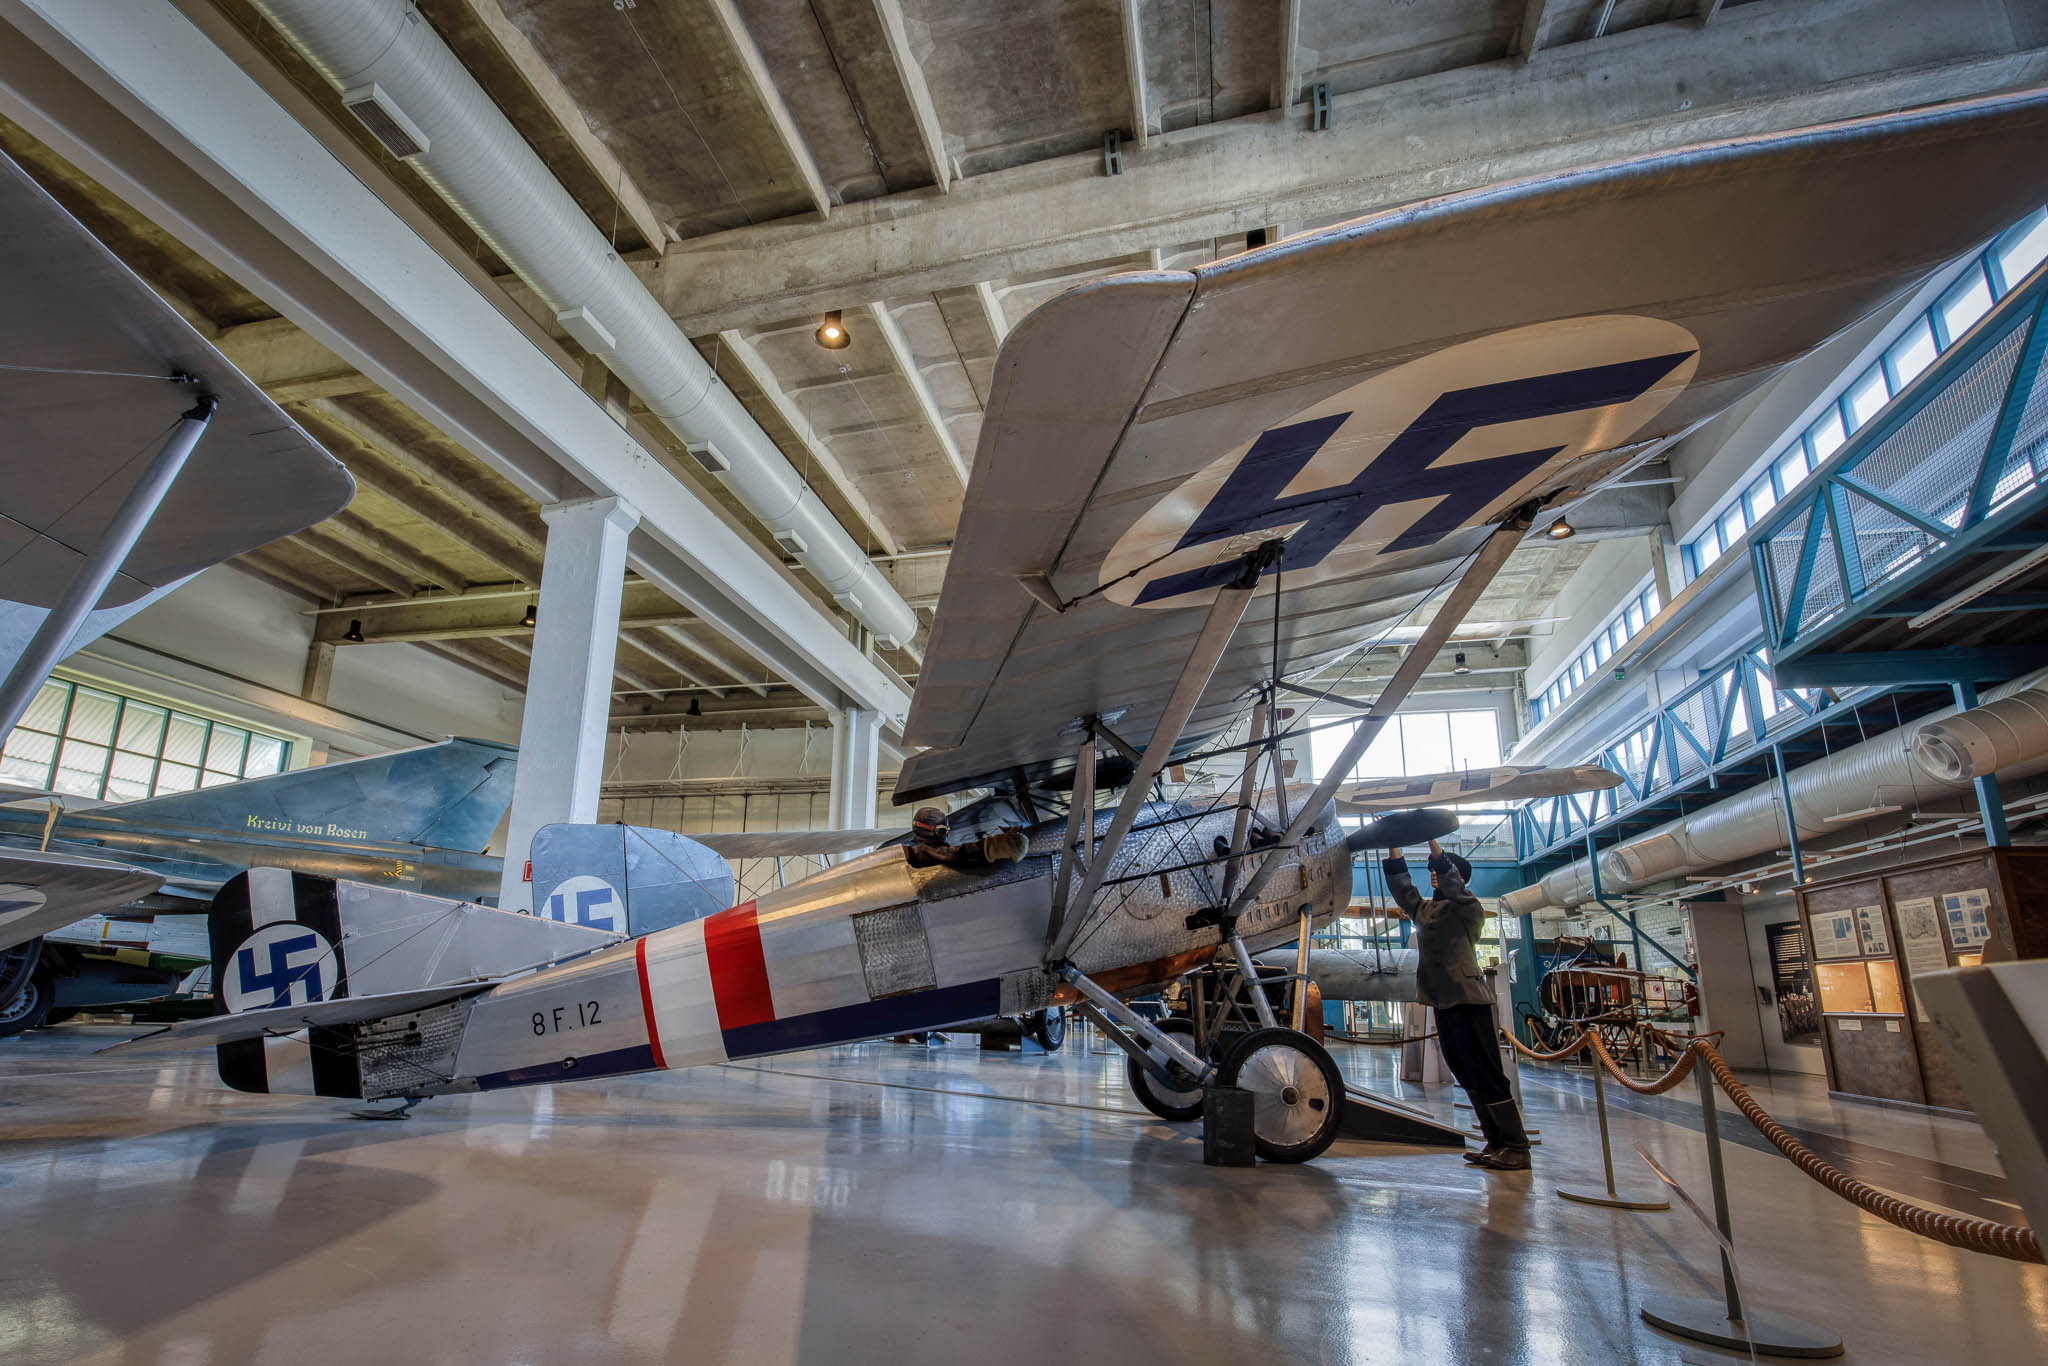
[1384,839,1531,1171]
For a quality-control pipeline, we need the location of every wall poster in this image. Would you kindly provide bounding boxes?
[1941,888,1992,948]
[1853,904,1890,957]
[1894,895,1950,1023]
[1812,908,1862,960]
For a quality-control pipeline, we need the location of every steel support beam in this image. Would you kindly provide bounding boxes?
[655,2,2048,333]
[1953,682,2012,846]
[1771,647,2048,688]
[0,0,912,726]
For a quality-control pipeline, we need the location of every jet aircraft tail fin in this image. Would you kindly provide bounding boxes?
[204,867,616,1096]
[108,739,518,853]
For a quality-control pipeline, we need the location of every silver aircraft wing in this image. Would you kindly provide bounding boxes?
[1335,765,1624,813]
[0,849,164,952]
[0,152,354,609]
[685,829,896,858]
[98,982,501,1055]
[894,90,2048,804]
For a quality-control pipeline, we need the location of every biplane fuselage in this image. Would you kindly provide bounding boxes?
[268,795,1350,1103]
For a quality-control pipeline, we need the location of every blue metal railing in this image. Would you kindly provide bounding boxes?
[1512,641,1848,861]
[1749,264,2048,652]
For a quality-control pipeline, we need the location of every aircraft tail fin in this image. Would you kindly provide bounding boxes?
[109,739,517,853]
[530,823,734,938]
[205,867,615,1096]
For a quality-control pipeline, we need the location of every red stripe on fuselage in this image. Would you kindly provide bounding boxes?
[634,936,666,1069]
[703,900,775,1031]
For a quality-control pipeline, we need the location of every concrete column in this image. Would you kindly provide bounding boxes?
[497,496,640,910]
[826,706,881,832]
[300,641,335,766]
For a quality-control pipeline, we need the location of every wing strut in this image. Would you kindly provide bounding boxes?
[1222,502,1540,919]
[1045,542,1280,964]
[1044,734,1096,950]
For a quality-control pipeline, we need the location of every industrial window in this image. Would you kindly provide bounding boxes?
[1526,582,1660,727]
[1311,708,1503,783]
[0,676,290,801]
[1679,204,2048,588]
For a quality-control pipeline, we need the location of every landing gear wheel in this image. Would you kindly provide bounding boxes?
[1216,1026,1344,1163]
[1027,1007,1067,1052]
[0,970,54,1039]
[1126,1018,1205,1122]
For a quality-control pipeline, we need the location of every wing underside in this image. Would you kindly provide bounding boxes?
[895,90,2048,804]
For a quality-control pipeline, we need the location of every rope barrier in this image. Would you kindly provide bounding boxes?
[1495,1018,2042,1263]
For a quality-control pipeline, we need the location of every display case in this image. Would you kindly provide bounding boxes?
[1795,847,2048,1111]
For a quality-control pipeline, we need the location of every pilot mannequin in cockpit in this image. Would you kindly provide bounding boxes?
[906,807,1029,870]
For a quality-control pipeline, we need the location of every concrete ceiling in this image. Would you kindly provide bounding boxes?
[7,0,2033,728]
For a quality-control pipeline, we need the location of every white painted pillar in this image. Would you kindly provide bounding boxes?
[498,496,640,910]
[826,706,881,832]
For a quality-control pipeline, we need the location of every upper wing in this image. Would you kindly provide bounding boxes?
[895,90,2048,804]
[0,849,163,952]
[0,152,354,609]
[1336,765,1624,812]
[686,829,895,858]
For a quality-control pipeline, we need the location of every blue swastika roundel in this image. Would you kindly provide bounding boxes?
[223,921,338,1014]
[1100,315,1699,608]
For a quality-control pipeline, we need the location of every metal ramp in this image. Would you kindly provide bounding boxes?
[1337,1083,1469,1147]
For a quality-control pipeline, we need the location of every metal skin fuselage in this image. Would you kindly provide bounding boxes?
[359,796,1351,1102]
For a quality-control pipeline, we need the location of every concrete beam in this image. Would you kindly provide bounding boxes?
[214,316,377,402]
[618,628,724,695]
[973,280,1008,348]
[655,1,2048,333]
[714,328,903,555]
[234,549,333,603]
[609,689,828,731]
[1273,0,1302,109]
[864,301,969,487]
[1515,0,1554,60]
[0,0,912,724]
[704,0,833,219]
[321,512,468,594]
[1118,0,1150,146]
[870,0,949,192]
[292,528,425,599]
[650,623,772,697]
[449,0,672,250]
[315,579,697,643]
[295,397,549,568]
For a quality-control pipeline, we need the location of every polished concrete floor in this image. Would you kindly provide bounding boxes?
[3,1023,2044,1365]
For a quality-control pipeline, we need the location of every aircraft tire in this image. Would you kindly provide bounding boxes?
[1215,1027,1344,1163]
[0,969,53,1039]
[0,938,39,1006]
[1126,1018,1205,1122]
[1028,1007,1067,1052]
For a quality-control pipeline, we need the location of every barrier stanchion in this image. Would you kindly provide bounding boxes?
[1556,1048,1667,1211]
[1637,1054,1843,1358]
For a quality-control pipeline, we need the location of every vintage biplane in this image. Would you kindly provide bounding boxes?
[107,92,2048,1163]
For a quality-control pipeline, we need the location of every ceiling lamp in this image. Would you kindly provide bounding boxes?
[521,601,537,629]
[1452,652,1471,675]
[1544,516,1576,541]
[686,696,703,718]
[814,310,850,350]
[342,619,364,643]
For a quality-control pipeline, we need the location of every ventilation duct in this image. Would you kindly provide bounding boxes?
[250,0,919,649]
[1501,667,2048,915]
